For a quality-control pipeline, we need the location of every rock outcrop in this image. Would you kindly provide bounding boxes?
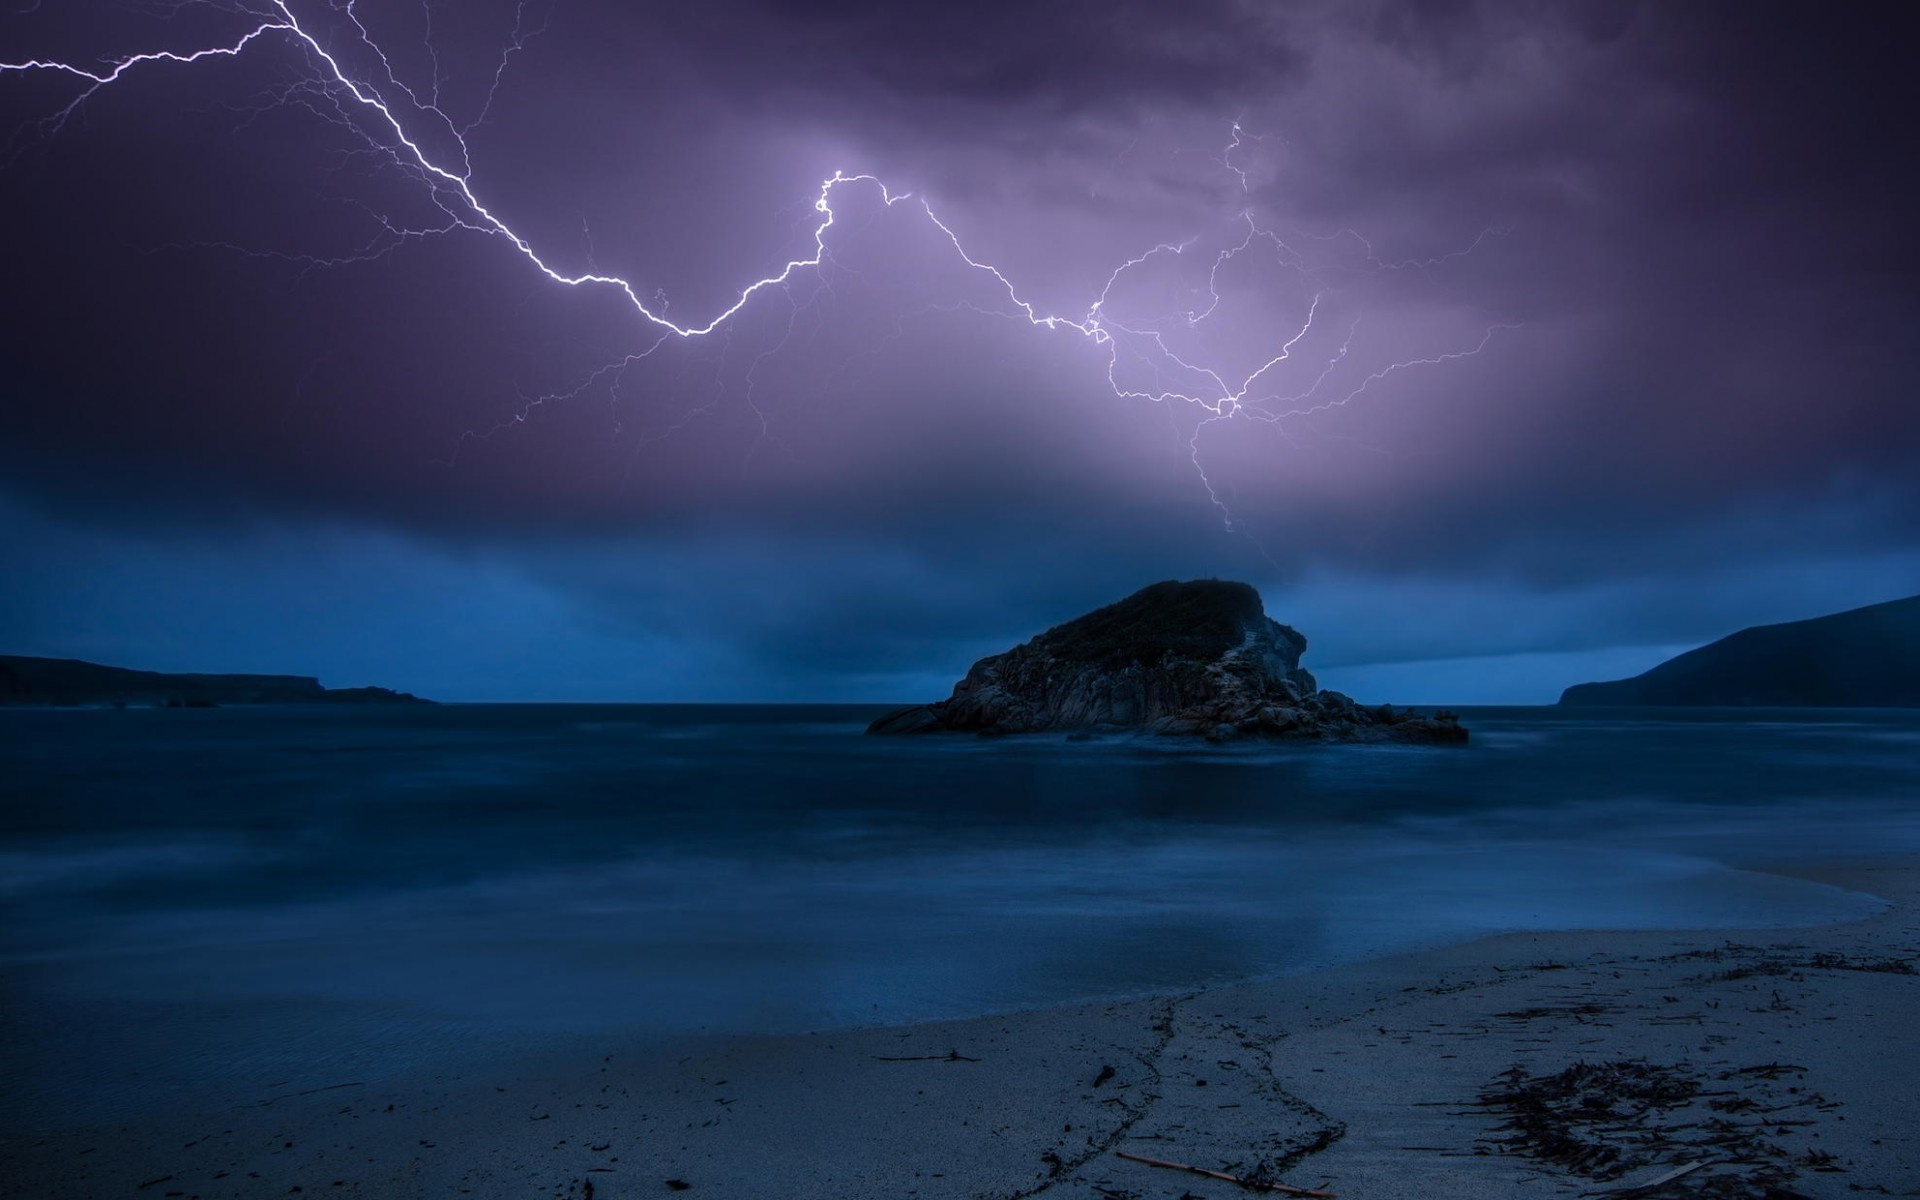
[868,580,1466,743]
[1559,592,1920,707]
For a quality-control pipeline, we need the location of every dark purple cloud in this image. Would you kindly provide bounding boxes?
[0,0,1915,697]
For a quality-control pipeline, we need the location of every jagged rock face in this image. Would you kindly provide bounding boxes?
[868,580,1466,744]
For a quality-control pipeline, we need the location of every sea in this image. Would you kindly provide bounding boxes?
[2,703,1917,1124]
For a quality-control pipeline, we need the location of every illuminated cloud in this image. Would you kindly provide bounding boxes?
[1,1,1913,697]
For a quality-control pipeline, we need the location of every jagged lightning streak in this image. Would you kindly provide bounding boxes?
[5,2,869,340]
[2,0,1514,530]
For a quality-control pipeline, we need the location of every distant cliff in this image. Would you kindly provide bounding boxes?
[1559,593,1920,707]
[0,655,432,708]
[869,579,1466,743]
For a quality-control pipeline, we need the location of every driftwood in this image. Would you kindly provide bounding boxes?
[871,1049,981,1062]
[1587,1160,1706,1195]
[1114,1150,1335,1197]
[294,1080,366,1097]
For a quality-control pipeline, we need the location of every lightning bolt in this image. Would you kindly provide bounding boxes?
[1,0,1515,532]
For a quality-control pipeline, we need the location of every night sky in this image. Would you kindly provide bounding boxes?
[2,1,1916,702]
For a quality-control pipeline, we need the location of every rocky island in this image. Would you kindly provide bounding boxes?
[868,579,1466,743]
[0,655,432,708]
[1559,592,1920,707]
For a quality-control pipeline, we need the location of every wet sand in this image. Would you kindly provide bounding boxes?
[4,856,1915,1199]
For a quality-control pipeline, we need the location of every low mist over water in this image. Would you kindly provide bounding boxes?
[3,706,1915,1122]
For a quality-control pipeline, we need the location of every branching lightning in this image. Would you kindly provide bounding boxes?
[1,0,1515,531]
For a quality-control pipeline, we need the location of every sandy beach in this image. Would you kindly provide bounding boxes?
[3,854,1913,1200]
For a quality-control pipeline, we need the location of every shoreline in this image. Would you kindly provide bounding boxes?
[5,854,1915,1198]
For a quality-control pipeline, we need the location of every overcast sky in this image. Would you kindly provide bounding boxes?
[2,0,1916,702]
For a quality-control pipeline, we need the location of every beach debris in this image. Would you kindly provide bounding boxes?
[293,1081,365,1097]
[1725,1063,1805,1080]
[1673,946,1917,984]
[1587,1160,1706,1195]
[872,1048,981,1062]
[1093,1064,1116,1087]
[1478,1059,1830,1197]
[664,1180,692,1191]
[1495,1002,1613,1023]
[1114,1150,1335,1197]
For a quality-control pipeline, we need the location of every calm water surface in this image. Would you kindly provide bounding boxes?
[2,704,1917,1121]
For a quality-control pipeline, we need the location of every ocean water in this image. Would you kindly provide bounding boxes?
[2,703,1917,1123]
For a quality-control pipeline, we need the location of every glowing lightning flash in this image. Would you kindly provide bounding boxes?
[1,1,1514,531]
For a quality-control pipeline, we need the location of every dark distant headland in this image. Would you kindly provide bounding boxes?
[0,655,432,708]
[869,579,1466,743]
[1559,593,1920,707]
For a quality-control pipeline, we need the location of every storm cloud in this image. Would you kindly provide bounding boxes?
[1,0,1915,698]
